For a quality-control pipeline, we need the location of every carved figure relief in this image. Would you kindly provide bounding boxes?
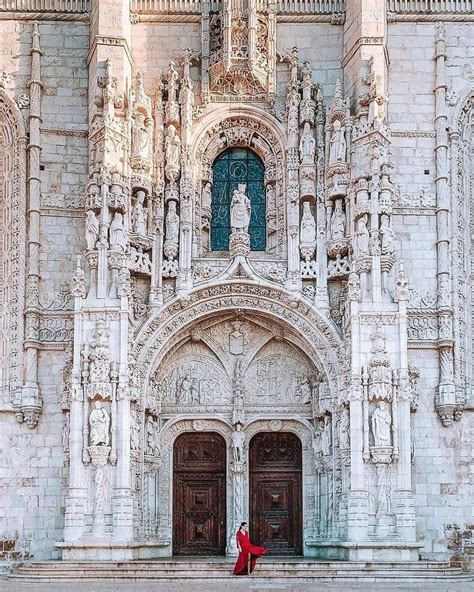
[230,183,251,234]
[300,201,316,246]
[110,212,127,251]
[131,191,148,236]
[89,401,110,446]
[354,215,370,257]
[330,199,345,240]
[371,401,392,447]
[85,210,99,250]
[329,120,346,165]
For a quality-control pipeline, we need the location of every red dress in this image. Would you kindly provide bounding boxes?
[233,530,267,575]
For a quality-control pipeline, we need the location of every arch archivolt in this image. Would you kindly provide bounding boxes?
[133,281,344,406]
[0,89,27,403]
[191,105,287,257]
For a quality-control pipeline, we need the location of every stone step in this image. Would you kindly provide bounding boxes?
[9,560,472,582]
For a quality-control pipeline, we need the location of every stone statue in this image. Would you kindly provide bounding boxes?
[354,214,370,257]
[232,423,245,463]
[165,124,181,172]
[230,184,251,233]
[85,210,99,250]
[266,184,276,210]
[110,212,127,251]
[329,119,346,165]
[371,401,392,447]
[339,407,350,449]
[62,411,70,453]
[145,416,157,456]
[131,110,152,162]
[178,374,193,404]
[330,199,345,240]
[165,201,179,244]
[201,182,212,210]
[300,201,316,245]
[299,377,312,404]
[380,214,395,255]
[131,190,148,236]
[321,415,332,456]
[299,122,315,164]
[89,401,110,447]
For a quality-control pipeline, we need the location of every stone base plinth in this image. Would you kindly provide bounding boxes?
[305,540,423,561]
[57,540,171,561]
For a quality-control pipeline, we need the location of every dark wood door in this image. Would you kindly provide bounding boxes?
[173,432,226,556]
[249,432,302,555]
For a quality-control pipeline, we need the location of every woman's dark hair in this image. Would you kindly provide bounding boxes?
[240,522,247,528]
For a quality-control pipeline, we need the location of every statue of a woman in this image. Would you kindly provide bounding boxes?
[131,191,148,236]
[300,201,316,245]
[230,184,251,234]
[329,120,347,164]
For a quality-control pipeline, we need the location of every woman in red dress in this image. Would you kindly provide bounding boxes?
[233,522,267,576]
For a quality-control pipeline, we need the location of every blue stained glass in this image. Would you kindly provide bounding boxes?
[210,148,266,252]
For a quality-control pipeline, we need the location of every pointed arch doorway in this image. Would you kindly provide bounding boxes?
[249,432,303,555]
[173,432,227,556]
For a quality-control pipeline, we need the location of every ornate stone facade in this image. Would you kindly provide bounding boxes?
[0,0,472,567]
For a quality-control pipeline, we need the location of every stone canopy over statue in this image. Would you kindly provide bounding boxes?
[230,183,251,234]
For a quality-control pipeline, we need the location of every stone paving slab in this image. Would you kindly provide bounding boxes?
[1,577,474,592]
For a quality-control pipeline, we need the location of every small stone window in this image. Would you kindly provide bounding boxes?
[211,148,266,251]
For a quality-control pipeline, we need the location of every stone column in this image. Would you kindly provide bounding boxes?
[21,22,43,429]
[434,24,456,425]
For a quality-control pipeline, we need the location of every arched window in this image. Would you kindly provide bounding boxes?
[211,148,266,251]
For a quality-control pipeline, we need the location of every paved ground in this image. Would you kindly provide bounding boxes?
[1,578,474,592]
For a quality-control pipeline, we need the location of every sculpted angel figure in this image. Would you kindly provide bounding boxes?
[230,184,251,234]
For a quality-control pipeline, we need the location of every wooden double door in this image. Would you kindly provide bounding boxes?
[173,430,302,556]
[173,432,227,556]
[249,432,303,555]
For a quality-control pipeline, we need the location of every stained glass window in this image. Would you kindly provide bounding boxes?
[211,148,266,251]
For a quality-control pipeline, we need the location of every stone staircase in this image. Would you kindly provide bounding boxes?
[9,557,473,583]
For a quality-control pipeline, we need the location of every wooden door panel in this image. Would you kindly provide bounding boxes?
[250,432,302,556]
[173,433,226,556]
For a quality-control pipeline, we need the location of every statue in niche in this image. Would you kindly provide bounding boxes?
[89,401,110,447]
[131,110,153,163]
[232,423,245,463]
[165,124,181,171]
[300,201,316,245]
[329,119,346,165]
[312,428,322,456]
[339,406,350,449]
[201,182,212,210]
[165,201,180,244]
[330,199,345,240]
[371,401,392,447]
[131,191,148,236]
[299,122,315,164]
[230,183,251,234]
[177,373,198,404]
[321,415,332,456]
[62,411,70,453]
[145,416,157,456]
[354,214,370,257]
[85,210,99,250]
[380,214,395,255]
[110,212,127,251]
[266,184,276,210]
